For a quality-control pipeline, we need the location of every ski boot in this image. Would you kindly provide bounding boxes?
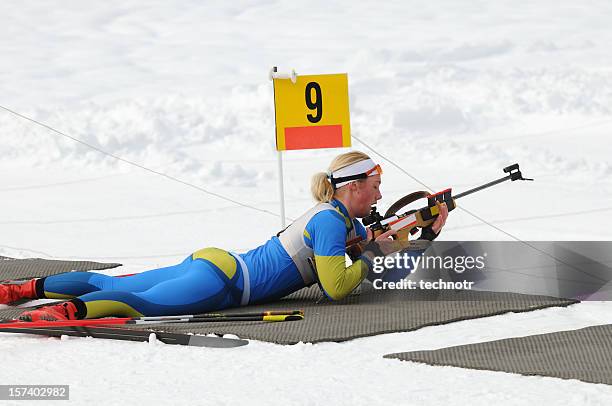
[0,279,38,305]
[19,301,79,322]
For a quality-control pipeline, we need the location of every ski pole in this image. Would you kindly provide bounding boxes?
[134,309,304,321]
[129,313,304,325]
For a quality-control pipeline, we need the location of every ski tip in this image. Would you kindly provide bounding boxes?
[187,335,249,348]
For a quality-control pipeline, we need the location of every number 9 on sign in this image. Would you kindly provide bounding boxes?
[273,73,351,151]
[305,82,322,123]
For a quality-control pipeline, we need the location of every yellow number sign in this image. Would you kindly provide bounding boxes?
[273,73,351,151]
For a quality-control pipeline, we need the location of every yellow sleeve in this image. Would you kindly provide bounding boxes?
[314,255,369,301]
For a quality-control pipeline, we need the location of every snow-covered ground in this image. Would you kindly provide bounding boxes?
[1,1,612,404]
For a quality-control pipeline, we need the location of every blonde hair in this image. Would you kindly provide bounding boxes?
[311,151,372,203]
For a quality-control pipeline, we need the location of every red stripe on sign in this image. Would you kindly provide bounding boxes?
[284,125,343,150]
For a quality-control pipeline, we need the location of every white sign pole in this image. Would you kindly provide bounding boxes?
[270,66,297,229]
[277,150,286,228]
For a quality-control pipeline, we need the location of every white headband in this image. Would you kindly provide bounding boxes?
[328,158,381,189]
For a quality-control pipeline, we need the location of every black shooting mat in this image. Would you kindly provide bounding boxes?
[0,257,122,281]
[0,285,577,342]
[111,285,577,345]
[383,324,612,386]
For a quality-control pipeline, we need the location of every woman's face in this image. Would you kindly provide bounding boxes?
[352,174,382,218]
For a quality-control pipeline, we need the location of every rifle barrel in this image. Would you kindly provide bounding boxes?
[453,174,512,200]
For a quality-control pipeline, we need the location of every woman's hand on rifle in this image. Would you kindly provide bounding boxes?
[431,201,449,235]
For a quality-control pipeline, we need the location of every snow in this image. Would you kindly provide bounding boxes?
[1,1,612,404]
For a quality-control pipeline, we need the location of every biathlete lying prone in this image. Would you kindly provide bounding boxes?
[0,151,448,321]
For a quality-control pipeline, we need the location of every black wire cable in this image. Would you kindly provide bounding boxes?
[0,104,293,222]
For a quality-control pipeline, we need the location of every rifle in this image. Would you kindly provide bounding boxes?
[349,163,533,246]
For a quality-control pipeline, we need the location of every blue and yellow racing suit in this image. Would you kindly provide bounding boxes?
[39,199,372,318]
